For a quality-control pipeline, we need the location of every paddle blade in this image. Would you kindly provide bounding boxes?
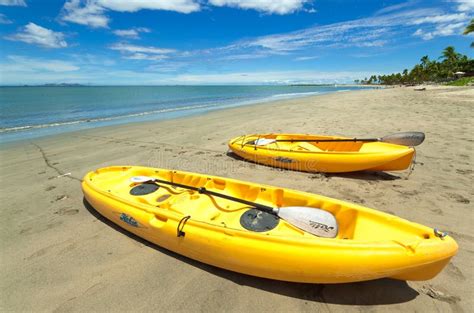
[381,132,425,146]
[130,176,155,183]
[246,138,277,146]
[277,207,338,238]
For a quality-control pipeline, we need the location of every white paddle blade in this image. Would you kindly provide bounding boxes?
[278,207,338,238]
[381,132,425,146]
[254,138,277,146]
[130,176,155,183]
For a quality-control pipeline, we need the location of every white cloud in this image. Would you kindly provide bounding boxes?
[454,0,474,12]
[168,70,377,84]
[208,0,308,14]
[413,22,467,40]
[61,0,310,28]
[124,53,168,61]
[294,56,319,61]
[410,12,468,25]
[97,0,199,13]
[375,1,415,15]
[217,7,471,53]
[0,13,12,24]
[146,61,186,72]
[407,7,471,40]
[69,53,116,66]
[61,0,199,28]
[113,27,151,39]
[61,0,109,28]
[219,53,270,60]
[4,55,79,72]
[5,23,67,48]
[0,0,26,6]
[110,43,175,61]
[110,43,175,54]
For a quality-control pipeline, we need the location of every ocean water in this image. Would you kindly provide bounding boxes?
[0,85,362,143]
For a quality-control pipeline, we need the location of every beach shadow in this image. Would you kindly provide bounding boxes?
[83,198,418,305]
[329,171,401,181]
[226,151,401,181]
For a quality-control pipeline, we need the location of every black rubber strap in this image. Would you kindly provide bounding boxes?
[177,215,191,237]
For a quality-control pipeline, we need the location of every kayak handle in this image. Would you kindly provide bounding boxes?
[177,215,191,237]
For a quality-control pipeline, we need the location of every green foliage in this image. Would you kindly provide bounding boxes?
[463,18,474,35]
[355,47,473,85]
[445,77,474,86]
[464,19,474,48]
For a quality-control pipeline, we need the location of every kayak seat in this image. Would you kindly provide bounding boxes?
[314,141,364,152]
[334,209,358,239]
[297,142,319,151]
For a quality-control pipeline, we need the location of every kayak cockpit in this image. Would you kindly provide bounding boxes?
[88,166,435,244]
[235,134,405,153]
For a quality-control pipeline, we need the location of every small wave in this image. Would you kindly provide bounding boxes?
[336,89,351,92]
[0,103,216,134]
[271,91,321,98]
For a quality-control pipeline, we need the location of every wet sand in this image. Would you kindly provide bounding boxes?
[1,86,473,312]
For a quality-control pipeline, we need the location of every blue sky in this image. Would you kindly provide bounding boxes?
[0,0,472,85]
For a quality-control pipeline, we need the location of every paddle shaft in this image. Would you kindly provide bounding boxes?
[149,178,275,213]
[275,138,379,143]
[263,132,425,146]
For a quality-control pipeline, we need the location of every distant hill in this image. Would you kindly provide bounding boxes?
[37,83,86,87]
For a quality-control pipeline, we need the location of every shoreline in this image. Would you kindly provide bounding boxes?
[1,85,367,145]
[1,86,473,312]
[1,87,369,148]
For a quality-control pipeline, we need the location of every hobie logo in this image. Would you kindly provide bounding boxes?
[120,213,139,227]
[309,220,334,232]
[275,157,294,163]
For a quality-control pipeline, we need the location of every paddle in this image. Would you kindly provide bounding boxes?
[270,131,425,147]
[130,176,338,238]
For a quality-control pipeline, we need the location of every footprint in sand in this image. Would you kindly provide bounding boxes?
[456,169,473,175]
[430,208,444,215]
[395,189,419,196]
[445,193,470,204]
[419,285,460,304]
[19,227,32,234]
[21,221,63,236]
[45,186,56,191]
[446,263,465,280]
[54,208,79,216]
[55,195,68,201]
[25,246,51,261]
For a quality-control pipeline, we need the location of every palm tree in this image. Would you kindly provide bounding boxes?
[441,46,462,75]
[463,19,474,48]
[442,46,459,63]
[463,18,474,34]
[420,55,430,69]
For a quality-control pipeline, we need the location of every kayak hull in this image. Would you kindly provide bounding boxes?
[82,166,457,283]
[228,134,416,173]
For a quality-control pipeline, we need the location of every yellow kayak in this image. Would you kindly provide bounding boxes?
[82,166,457,283]
[228,134,416,173]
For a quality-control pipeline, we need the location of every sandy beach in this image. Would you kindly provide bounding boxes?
[1,86,473,312]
